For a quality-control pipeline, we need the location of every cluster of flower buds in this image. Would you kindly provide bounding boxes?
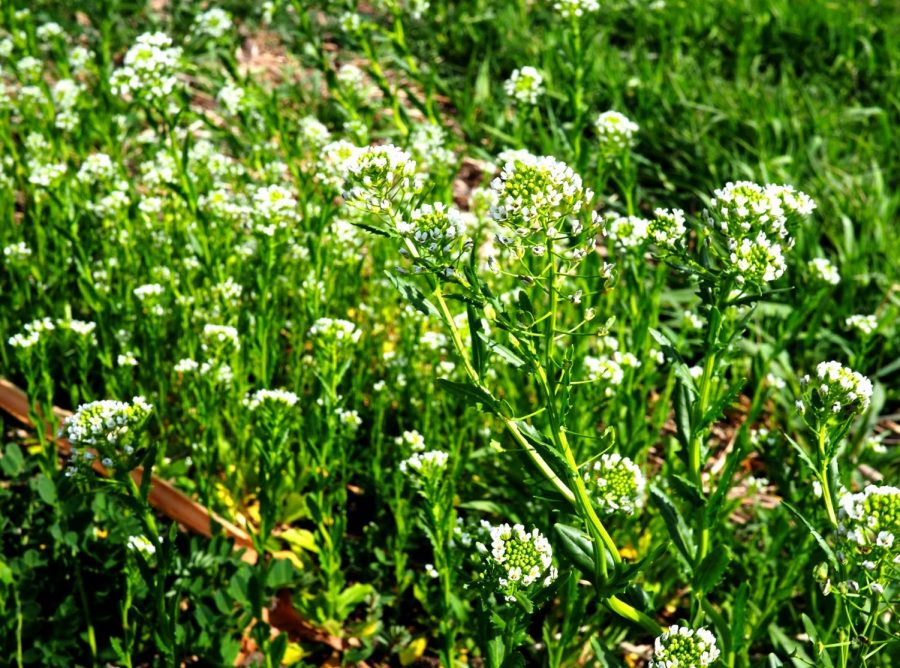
[399,203,471,274]
[553,0,600,20]
[110,32,183,103]
[797,361,873,422]
[703,181,815,287]
[342,144,421,213]
[807,257,841,286]
[63,397,153,475]
[244,388,299,412]
[836,485,900,594]
[504,66,544,106]
[594,111,639,159]
[475,522,557,602]
[583,453,646,515]
[399,450,449,484]
[308,317,361,346]
[650,625,720,667]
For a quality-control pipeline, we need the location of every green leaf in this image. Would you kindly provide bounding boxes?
[487,636,506,668]
[349,220,392,237]
[35,474,58,506]
[435,378,497,411]
[0,443,25,476]
[674,380,693,450]
[697,378,746,431]
[732,582,750,652]
[267,557,295,588]
[385,271,441,318]
[801,613,835,668]
[784,433,817,474]
[693,545,731,593]
[650,486,695,565]
[459,499,506,515]
[335,583,375,620]
[477,332,530,369]
[781,501,838,569]
[468,302,486,377]
[705,440,745,527]
[670,474,705,509]
[554,524,595,577]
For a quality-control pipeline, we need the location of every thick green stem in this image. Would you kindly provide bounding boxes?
[817,427,838,527]
[607,595,663,635]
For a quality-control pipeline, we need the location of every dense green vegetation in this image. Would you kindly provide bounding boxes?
[0,1,898,666]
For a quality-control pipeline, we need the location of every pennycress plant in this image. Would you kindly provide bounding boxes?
[242,388,300,667]
[62,396,180,667]
[791,362,896,667]
[644,180,816,644]
[400,446,461,666]
[341,143,662,636]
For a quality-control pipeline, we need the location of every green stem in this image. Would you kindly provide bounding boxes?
[607,595,663,635]
[817,427,839,527]
[74,562,99,668]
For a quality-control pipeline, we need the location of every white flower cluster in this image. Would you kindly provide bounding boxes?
[8,317,56,349]
[650,625,720,668]
[798,361,873,420]
[3,242,32,262]
[553,0,600,19]
[603,213,651,249]
[584,453,646,515]
[78,153,118,185]
[594,111,639,158]
[490,152,592,230]
[583,339,640,396]
[298,116,332,148]
[584,355,624,395]
[36,22,64,42]
[317,139,358,189]
[201,324,241,352]
[399,449,449,479]
[63,396,153,451]
[28,162,68,189]
[194,8,233,39]
[127,534,158,556]
[337,64,372,98]
[705,181,815,286]
[309,317,361,345]
[52,79,83,131]
[337,407,362,429]
[342,144,420,212]
[845,314,878,336]
[401,202,468,269]
[837,485,900,592]
[244,388,299,412]
[395,429,427,452]
[217,81,246,115]
[17,56,43,80]
[648,208,687,249]
[252,184,300,232]
[504,66,544,106]
[110,32,183,103]
[408,123,455,172]
[807,257,840,286]
[477,522,557,601]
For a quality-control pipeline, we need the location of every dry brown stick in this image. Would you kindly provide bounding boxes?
[0,377,257,564]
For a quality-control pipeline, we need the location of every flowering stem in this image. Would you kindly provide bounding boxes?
[432,281,575,502]
[817,426,839,527]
